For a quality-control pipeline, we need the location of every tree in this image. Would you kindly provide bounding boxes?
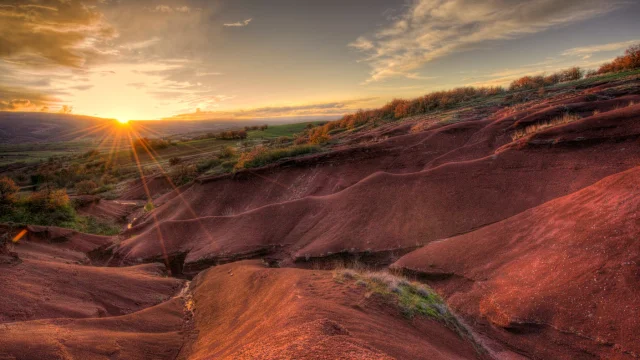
[0,177,19,205]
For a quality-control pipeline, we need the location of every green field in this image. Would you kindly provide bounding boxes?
[247,121,327,140]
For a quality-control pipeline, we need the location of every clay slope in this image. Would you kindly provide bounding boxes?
[393,166,640,359]
[0,226,188,360]
[113,104,640,274]
[0,299,186,360]
[183,260,481,360]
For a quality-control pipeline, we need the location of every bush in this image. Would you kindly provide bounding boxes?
[196,158,222,172]
[132,137,170,151]
[75,180,98,195]
[509,67,584,91]
[0,177,19,205]
[235,145,320,169]
[216,130,247,140]
[596,43,640,74]
[169,164,198,185]
[169,157,182,166]
[219,145,236,158]
[28,189,71,211]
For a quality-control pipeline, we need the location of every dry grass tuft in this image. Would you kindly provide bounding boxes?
[511,113,581,141]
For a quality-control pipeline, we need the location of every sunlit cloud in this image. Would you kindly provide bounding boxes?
[166,97,379,121]
[152,5,191,13]
[562,39,640,58]
[224,18,252,27]
[0,0,117,68]
[351,0,623,83]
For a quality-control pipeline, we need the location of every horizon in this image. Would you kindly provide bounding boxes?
[1,0,639,121]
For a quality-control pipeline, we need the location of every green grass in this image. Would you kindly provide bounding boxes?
[551,68,640,89]
[247,121,326,140]
[334,269,454,322]
[237,144,320,169]
[0,203,120,236]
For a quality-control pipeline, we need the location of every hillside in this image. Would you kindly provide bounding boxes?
[1,70,639,359]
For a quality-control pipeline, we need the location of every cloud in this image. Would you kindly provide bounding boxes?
[153,5,191,13]
[562,39,640,57]
[165,97,379,121]
[350,0,623,83]
[119,37,162,51]
[0,85,61,111]
[224,18,252,27]
[0,0,117,68]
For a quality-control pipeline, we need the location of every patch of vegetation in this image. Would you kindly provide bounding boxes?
[511,113,581,141]
[169,164,198,185]
[235,144,320,169]
[75,215,121,236]
[144,201,155,212]
[247,122,326,140]
[196,157,222,173]
[132,137,172,150]
[333,269,462,330]
[0,179,119,235]
[509,67,583,91]
[590,43,640,76]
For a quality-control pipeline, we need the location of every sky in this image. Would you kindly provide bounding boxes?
[0,0,639,121]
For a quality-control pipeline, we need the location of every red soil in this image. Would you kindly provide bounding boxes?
[393,166,640,359]
[184,260,482,360]
[113,101,640,274]
[75,196,139,224]
[0,299,186,360]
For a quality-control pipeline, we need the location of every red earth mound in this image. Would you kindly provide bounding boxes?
[0,226,184,323]
[75,196,139,224]
[0,298,186,360]
[120,175,176,200]
[183,260,482,360]
[393,166,640,359]
[0,225,188,359]
[112,101,640,274]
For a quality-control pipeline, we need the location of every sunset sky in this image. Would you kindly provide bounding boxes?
[1,0,639,121]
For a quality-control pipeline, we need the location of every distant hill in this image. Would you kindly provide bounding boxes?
[0,112,312,144]
[0,112,111,144]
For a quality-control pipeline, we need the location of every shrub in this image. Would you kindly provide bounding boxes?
[169,157,182,166]
[132,137,170,151]
[75,180,98,195]
[169,164,198,185]
[510,67,584,91]
[196,158,222,172]
[0,177,19,205]
[235,145,320,169]
[28,189,71,211]
[144,202,154,212]
[216,130,247,140]
[219,145,236,158]
[596,43,640,74]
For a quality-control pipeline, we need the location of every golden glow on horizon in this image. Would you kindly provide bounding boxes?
[116,118,130,124]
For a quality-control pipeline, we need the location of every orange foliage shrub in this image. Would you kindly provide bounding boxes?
[595,44,640,74]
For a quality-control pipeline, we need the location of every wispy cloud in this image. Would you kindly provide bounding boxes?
[351,0,623,83]
[0,0,117,68]
[0,85,62,112]
[166,97,379,121]
[224,18,252,27]
[562,39,640,58]
[153,5,191,13]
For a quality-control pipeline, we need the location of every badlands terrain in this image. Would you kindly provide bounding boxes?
[1,71,640,359]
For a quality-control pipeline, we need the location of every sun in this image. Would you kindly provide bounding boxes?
[116,118,130,124]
